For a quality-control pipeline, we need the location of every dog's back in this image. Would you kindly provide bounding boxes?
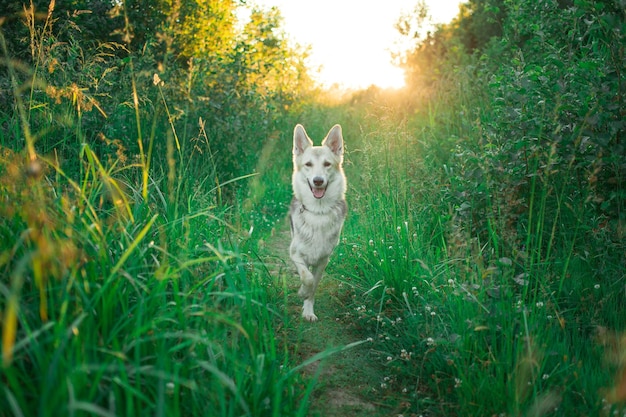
[289,124,347,321]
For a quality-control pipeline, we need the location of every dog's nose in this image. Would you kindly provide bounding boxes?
[312,177,324,187]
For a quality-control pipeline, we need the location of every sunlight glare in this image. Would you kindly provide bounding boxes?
[249,0,465,90]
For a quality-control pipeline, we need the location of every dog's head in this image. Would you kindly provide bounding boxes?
[293,124,344,200]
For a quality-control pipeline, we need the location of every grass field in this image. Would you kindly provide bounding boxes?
[2,2,626,415]
[254,100,626,415]
[2,83,626,417]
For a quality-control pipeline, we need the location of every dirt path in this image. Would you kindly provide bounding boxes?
[258,220,397,417]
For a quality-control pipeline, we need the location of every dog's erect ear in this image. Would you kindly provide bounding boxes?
[322,124,343,156]
[293,124,313,156]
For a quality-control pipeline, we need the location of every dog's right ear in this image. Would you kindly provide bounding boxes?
[293,124,313,156]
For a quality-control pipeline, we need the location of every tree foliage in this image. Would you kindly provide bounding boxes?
[398,0,625,248]
[0,0,313,195]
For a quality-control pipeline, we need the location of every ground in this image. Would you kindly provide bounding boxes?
[258,220,400,417]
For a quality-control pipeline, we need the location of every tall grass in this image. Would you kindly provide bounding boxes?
[3,2,625,416]
[326,86,626,415]
[0,8,317,417]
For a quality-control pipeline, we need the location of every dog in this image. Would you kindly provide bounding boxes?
[289,124,347,321]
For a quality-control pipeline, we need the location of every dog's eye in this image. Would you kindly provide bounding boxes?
[305,162,313,167]
[323,161,331,167]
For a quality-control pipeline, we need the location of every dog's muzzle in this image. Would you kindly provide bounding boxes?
[309,177,327,199]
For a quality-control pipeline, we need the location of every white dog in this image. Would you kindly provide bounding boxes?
[289,124,347,321]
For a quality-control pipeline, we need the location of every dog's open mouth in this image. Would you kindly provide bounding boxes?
[309,181,327,199]
[311,187,326,199]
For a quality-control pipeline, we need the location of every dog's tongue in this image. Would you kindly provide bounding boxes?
[312,187,326,199]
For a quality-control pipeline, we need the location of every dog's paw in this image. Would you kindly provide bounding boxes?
[302,311,318,322]
[302,300,317,322]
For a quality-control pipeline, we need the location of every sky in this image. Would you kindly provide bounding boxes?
[250,0,466,89]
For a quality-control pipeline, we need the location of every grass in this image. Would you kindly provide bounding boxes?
[0,122,317,417]
[326,96,626,416]
[0,21,314,414]
[2,3,626,416]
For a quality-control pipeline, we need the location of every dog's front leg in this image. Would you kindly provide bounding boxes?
[289,250,317,321]
[299,258,329,322]
[290,250,314,285]
[293,261,318,322]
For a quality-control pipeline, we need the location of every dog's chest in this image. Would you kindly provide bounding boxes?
[289,199,346,257]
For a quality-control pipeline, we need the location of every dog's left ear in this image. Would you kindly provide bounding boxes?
[322,124,343,156]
